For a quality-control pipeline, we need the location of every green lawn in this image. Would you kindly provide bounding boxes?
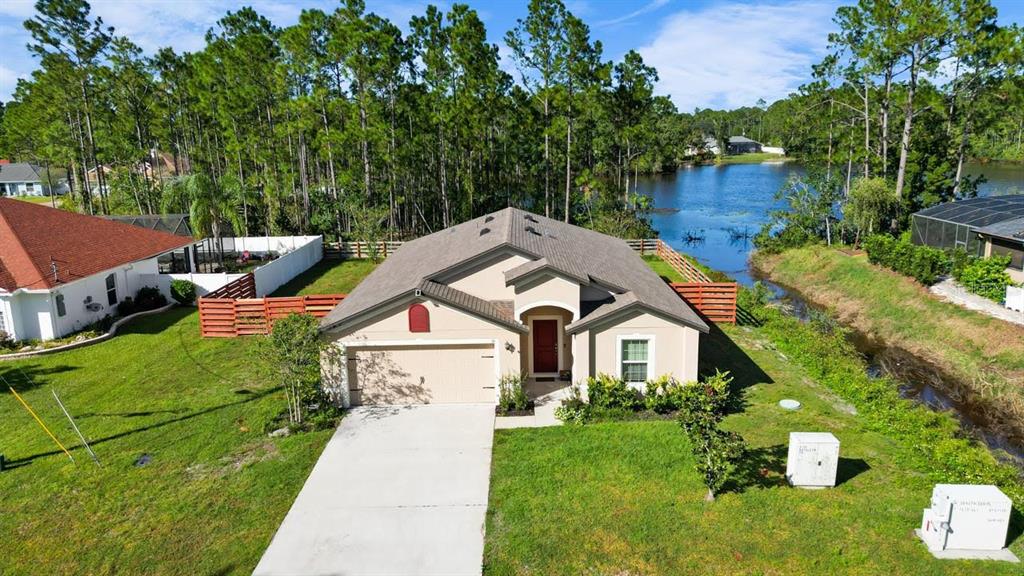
[271,258,378,296]
[12,195,58,205]
[753,245,1024,435]
[484,324,1024,575]
[0,309,336,575]
[719,152,793,164]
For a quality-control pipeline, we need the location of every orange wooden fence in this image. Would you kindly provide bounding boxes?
[655,240,712,283]
[670,282,738,324]
[198,294,346,337]
[205,273,257,299]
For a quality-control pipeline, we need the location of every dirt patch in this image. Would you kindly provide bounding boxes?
[186,441,281,480]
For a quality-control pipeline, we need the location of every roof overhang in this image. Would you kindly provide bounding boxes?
[566,299,710,335]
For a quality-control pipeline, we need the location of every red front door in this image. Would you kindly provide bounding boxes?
[533,319,558,373]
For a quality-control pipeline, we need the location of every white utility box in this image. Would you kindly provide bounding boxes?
[786,432,840,488]
[919,484,1012,552]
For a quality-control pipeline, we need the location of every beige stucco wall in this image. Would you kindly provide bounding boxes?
[514,273,581,320]
[519,305,574,374]
[322,297,522,406]
[583,309,700,384]
[444,252,530,301]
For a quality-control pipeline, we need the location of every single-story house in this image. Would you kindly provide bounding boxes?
[911,195,1024,283]
[0,198,197,341]
[727,136,762,154]
[0,162,63,197]
[320,207,709,406]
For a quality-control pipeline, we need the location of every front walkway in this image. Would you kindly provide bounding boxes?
[254,404,495,576]
[930,278,1024,326]
[494,380,570,429]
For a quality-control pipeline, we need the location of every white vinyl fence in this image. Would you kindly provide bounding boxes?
[252,236,322,296]
[158,235,323,299]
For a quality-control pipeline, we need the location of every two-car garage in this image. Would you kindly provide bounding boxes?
[345,343,497,405]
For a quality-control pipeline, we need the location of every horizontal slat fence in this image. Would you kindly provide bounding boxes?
[198,294,346,337]
[654,240,712,283]
[323,241,404,259]
[670,282,738,324]
[205,273,256,299]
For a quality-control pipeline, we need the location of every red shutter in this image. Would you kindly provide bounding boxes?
[408,303,430,332]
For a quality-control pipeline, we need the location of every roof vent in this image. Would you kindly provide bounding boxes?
[525,214,538,223]
[485,215,494,223]
[479,227,491,236]
[525,225,542,236]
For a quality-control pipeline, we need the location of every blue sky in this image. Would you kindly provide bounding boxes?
[1,0,1021,109]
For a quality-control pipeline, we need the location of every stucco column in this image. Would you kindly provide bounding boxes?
[321,341,351,408]
[571,329,590,395]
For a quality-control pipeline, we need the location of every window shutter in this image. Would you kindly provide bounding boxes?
[408,303,430,333]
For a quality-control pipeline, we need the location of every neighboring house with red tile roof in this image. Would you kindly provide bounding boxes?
[0,198,196,341]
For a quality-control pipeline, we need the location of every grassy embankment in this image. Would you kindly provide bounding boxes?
[718,152,793,164]
[0,260,376,576]
[753,245,1024,435]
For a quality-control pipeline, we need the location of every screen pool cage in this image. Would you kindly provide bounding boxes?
[911,195,1024,256]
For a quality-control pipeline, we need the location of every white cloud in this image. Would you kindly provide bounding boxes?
[0,64,28,101]
[595,0,669,27]
[637,1,838,111]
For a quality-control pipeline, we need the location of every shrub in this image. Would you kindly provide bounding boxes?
[586,373,643,411]
[554,384,590,425]
[497,372,530,414]
[863,234,949,285]
[170,279,197,305]
[116,297,137,317]
[644,375,687,413]
[135,286,168,311]
[677,370,745,501]
[0,330,15,350]
[258,313,340,428]
[954,254,1012,302]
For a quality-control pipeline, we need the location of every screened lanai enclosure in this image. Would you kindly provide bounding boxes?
[911,195,1024,256]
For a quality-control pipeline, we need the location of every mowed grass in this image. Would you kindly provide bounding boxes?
[0,257,381,575]
[12,195,58,205]
[484,324,1024,575]
[271,258,378,296]
[753,245,1024,425]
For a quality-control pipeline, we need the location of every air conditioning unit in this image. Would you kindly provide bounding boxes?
[919,484,1012,553]
[85,302,103,312]
[786,432,840,488]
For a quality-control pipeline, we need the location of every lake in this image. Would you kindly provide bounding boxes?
[638,161,1024,285]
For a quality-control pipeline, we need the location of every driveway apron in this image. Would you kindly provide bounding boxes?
[254,404,495,576]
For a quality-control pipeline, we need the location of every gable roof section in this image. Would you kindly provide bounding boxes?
[0,198,194,291]
[976,216,1024,243]
[321,207,708,334]
[0,162,43,184]
[418,281,527,332]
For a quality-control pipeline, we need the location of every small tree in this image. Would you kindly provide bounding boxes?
[845,177,897,245]
[259,313,336,427]
[677,370,745,501]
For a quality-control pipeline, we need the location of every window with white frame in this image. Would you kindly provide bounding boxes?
[105,273,117,305]
[25,182,35,192]
[0,308,7,334]
[619,337,652,383]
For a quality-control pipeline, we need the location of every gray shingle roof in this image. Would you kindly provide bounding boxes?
[728,136,759,144]
[976,216,1024,243]
[321,207,708,334]
[0,163,44,183]
[417,280,527,332]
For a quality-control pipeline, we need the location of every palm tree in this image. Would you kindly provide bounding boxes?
[163,173,243,270]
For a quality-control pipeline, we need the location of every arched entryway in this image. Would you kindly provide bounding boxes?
[518,304,575,379]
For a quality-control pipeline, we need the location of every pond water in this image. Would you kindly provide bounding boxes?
[637,160,1023,285]
[637,159,1024,467]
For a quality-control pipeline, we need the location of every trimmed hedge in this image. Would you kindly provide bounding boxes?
[863,234,949,285]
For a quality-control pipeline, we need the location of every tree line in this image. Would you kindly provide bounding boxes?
[0,0,1020,244]
[0,0,690,240]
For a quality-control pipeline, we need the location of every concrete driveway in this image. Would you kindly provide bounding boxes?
[253,404,495,576]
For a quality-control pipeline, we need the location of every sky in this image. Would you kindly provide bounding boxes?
[0,0,1022,110]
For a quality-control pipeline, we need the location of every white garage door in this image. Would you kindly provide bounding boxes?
[347,344,496,405]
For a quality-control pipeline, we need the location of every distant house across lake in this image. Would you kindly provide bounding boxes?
[727,136,762,154]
